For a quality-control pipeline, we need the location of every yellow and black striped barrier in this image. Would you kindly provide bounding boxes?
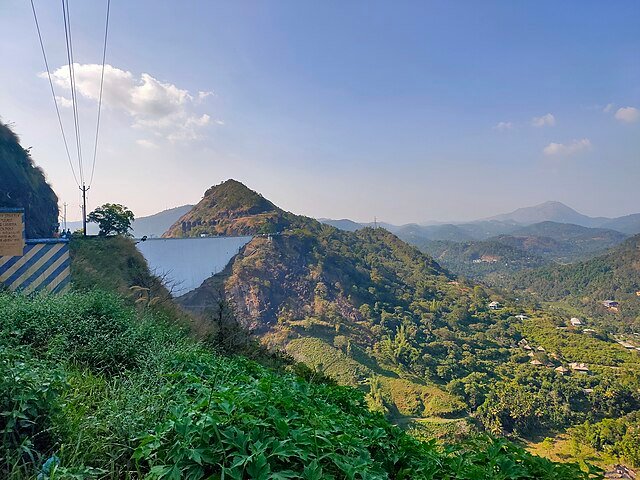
[0,238,71,294]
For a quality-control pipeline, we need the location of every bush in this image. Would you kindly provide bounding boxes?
[0,346,65,477]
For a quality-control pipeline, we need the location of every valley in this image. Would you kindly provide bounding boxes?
[2,1,639,477]
[161,180,640,472]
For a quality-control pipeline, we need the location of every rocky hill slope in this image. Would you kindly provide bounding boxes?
[0,120,58,238]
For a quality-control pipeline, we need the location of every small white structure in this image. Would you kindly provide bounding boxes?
[488,301,501,310]
[530,359,544,366]
[570,317,582,326]
[536,346,546,352]
[515,314,527,320]
[555,366,569,375]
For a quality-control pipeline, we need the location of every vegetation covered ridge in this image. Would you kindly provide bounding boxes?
[0,291,596,479]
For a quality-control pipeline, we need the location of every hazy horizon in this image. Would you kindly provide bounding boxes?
[1,1,639,224]
[63,193,638,227]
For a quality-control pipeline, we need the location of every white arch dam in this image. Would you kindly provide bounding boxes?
[135,236,253,297]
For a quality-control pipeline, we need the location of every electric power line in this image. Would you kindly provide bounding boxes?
[29,0,79,186]
[62,0,85,185]
[89,0,110,187]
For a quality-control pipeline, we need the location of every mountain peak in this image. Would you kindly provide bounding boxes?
[163,180,291,237]
[201,179,279,215]
[486,200,603,227]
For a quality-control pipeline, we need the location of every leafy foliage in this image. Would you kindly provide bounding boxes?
[88,203,135,236]
[570,413,640,467]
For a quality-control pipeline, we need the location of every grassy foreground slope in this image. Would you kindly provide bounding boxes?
[0,291,595,479]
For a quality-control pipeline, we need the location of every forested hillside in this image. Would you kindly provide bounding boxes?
[417,239,550,282]
[0,120,58,238]
[507,234,640,331]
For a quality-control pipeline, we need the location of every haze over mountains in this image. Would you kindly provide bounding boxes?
[68,196,640,241]
[321,200,640,237]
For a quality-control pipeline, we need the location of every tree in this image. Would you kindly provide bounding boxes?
[88,203,134,236]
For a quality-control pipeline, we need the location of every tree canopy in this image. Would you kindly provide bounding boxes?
[88,203,135,236]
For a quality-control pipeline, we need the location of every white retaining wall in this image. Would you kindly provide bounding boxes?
[135,236,253,297]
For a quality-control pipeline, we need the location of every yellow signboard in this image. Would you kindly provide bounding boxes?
[0,211,25,257]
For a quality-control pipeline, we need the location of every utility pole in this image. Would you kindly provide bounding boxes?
[374,216,378,229]
[80,183,90,236]
[63,202,67,231]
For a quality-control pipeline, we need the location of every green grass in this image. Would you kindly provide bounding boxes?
[0,291,600,479]
[285,337,465,419]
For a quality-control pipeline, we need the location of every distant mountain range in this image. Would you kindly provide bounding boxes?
[320,201,640,237]
[319,202,640,281]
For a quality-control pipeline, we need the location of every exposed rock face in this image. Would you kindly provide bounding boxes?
[0,121,59,238]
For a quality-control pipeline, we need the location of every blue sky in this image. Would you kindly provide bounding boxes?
[1,1,639,223]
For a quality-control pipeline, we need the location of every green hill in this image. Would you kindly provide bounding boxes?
[175,182,640,458]
[417,239,550,282]
[507,234,640,331]
[163,179,300,237]
[0,120,58,238]
[406,222,628,282]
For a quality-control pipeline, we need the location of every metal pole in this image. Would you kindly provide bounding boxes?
[80,184,90,236]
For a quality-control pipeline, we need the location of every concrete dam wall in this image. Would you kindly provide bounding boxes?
[135,236,253,297]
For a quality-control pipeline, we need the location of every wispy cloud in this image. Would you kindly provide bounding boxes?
[614,106,639,123]
[55,95,73,108]
[42,64,214,143]
[531,113,555,127]
[493,121,513,131]
[603,103,614,113]
[136,139,158,149]
[543,138,591,156]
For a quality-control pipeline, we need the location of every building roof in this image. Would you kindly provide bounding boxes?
[569,362,590,371]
